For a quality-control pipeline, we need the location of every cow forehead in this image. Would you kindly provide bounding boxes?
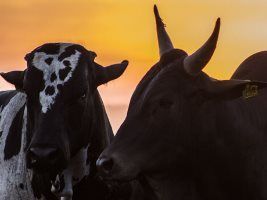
[31,43,82,113]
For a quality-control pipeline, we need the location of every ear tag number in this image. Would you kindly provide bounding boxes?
[243,84,258,99]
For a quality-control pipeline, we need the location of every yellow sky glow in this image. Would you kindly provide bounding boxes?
[1,0,267,107]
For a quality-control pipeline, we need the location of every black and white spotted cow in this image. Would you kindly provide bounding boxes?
[0,43,128,200]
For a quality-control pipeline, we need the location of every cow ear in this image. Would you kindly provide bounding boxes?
[0,70,25,90]
[94,60,129,86]
[206,79,267,99]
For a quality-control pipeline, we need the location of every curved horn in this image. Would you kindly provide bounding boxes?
[183,18,221,75]
[154,5,174,57]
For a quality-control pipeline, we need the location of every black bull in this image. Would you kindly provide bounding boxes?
[97,5,267,200]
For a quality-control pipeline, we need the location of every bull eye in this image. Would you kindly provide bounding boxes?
[150,99,173,115]
[159,99,173,109]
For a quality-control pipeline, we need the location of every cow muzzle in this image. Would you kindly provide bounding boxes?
[96,153,140,181]
[27,146,65,173]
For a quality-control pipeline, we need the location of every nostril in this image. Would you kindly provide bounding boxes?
[28,147,59,162]
[98,158,114,174]
[102,159,113,171]
[27,146,64,172]
[27,148,39,167]
[47,149,59,161]
[29,147,37,156]
[29,148,38,159]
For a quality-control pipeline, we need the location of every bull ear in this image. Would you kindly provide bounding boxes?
[206,79,267,99]
[0,70,25,90]
[94,60,129,86]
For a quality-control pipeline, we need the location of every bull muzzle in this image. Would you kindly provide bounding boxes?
[96,156,114,177]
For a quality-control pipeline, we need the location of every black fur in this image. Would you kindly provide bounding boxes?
[50,73,57,82]
[4,105,25,160]
[59,66,72,80]
[36,43,60,55]
[45,86,55,96]
[45,58,53,65]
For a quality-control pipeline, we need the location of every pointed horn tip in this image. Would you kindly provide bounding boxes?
[153,5,160,19]
[210,17,221,39]
[215,18,221,30]
[153,5,165,27]
[183,17,221,75]
[153,5,158,13]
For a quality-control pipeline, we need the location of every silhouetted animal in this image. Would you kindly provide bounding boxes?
[97,5,267,200]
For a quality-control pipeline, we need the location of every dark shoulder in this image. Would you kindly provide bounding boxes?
[232,51,267,82]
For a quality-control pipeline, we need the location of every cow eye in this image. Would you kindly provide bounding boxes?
[75,92,86,103]
[159,99,173,109]
[79,93,86,100]
[81,93,86,99]
[150,99,173,115]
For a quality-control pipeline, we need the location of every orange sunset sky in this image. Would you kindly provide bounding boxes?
[1,0,267,130]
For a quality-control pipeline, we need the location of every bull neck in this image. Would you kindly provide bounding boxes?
[142,174,198,200]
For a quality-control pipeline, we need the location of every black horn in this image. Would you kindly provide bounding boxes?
[183,18,221,75]
[154,5,174,57]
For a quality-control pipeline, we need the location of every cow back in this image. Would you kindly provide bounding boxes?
[0,91,35,199]
[232,51,267,82]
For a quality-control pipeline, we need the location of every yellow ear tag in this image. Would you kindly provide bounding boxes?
[243,84,258,99]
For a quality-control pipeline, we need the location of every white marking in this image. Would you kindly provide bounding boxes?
[32,44,81,113]
[51,145,90,199]
[0,93,35,199]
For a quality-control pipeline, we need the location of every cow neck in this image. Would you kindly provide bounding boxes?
[87,89,113,175]
[70,90,114,199]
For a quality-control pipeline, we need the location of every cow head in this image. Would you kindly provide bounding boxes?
[1,43,128,181]
[97,6,266,182]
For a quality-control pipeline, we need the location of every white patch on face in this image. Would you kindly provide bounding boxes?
[51,145,90,199]
[0,93,35,199]
[32,44,81,113]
